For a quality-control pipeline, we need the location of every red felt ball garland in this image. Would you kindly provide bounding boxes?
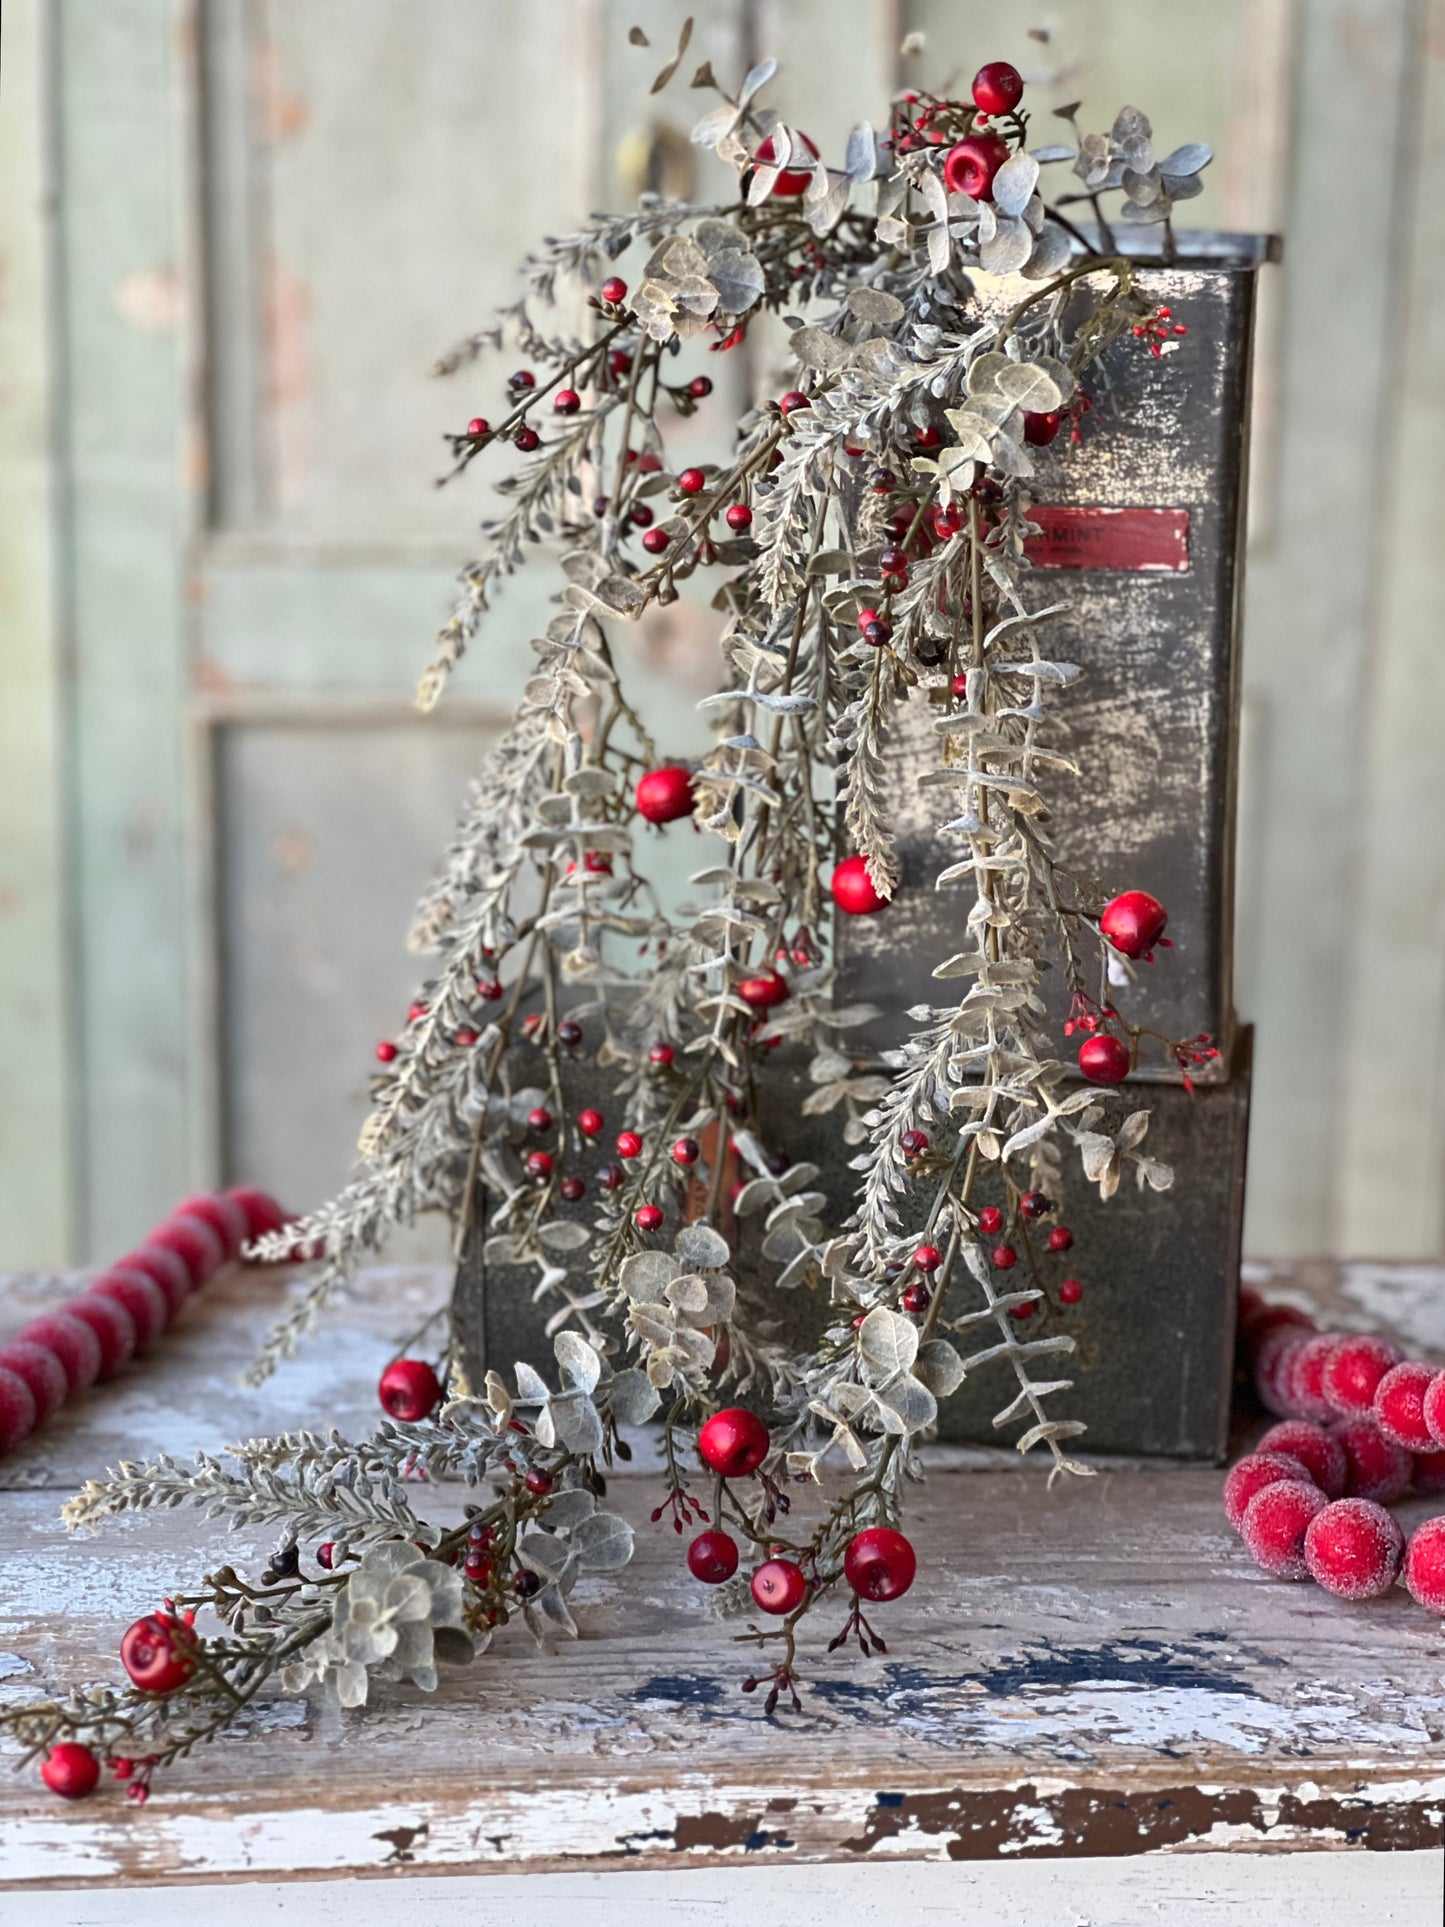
[1227,1287,1445,1613]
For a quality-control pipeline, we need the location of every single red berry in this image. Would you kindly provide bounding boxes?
[1078,1034,1130,1085]
[630,502,655,527]
[649,1042,675,1066]
[121,1612,199,1694]
[373,1038,398,1066]
[1281,1331,1343,1423]
[689,375,713,398]
[0,1366,38,1453]
[1100,891,1169,960]
[869,466,897,494]
[636,764,696,825]
[1323,1334,1403,1417]
[687,1530,740,1585]
[754,130,820,196]
[992,1245,1017,1270]
[513,1568,542,1598]
[1304,1497,1405,1600]
[476,976,504,1000]
[64,1294,136,1379]
[1334,1414,1412,1503]
[90,1272,169,1349]
[554,388,581,414]
[1222,1451,1315,1533]
[1058,1277,1083,1306]
[511,369,536,389]
[616,1131,642,1160]
[557,1019,583,1047]
[600,275,627,305]
[698,1407,771,1479]
[149,1212,226,1287]
[978,1206,1003,1236]
[15,1313,101,1396]
[932,503,963,540]
[738,968,788,1010]
[1046,1226,1073,1254]
[725,502,753,532]
[454,1027,479,1047]
[861,618,891,648]
[527,1106,553,1133]
[525,1150,553,1180]
[608,349,631,376]
[901,1282,930,1315]
[900,1129,929,1157]
[641,527,669,554]
[0,1341,68,1424]
[830,853,890,915]
[672,1137,700,1167]
[378,1358,441,1423]
[751,1558,808,1614]
[911,1244,942,1272]
[950,672,969,698]
[943,134,1011,201]
[971,60,1024,116]
[878,545,907,574]
[778,389,810,414]
[678,469,707,497]
[913,423,942,450]
[1374,1360,1437,1451]
[599,1163,624,1191]
[1023,1194,1054,1223]
[1404,1516,1445,1613]
[316,1541,336,1570]
[635,1204,664,1232]
[1254,1325,1315,1417]
[466,417,489,438]
[1022,410,1062,447]
[1256,1419,1348,1498]
[1241,1479,1327,1578]
[1425,1369,1445,1447]
[41,1743,100,1800]
[577,1109,604,1137]
[524,1467,554,1496]
[514,426,541,452]
[844,1526,917,1602]
[560,1176,585,1203]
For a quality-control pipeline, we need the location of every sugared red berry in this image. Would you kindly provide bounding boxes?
[150,1213,226,1287]
[41,1743,100,1800]
[1303,1497,1404,1600]
[577,1109,604,1137]
[751,1558,808,1614]
[1078,1034,1130,1085]
[698,1407,771,1479]
[737,969,788,1010]
[830,853,889,915]
[1254,1324,1313,1416]
[171,1191,250,1259]
[1223,1451,1314,1533]
[1281,1331,1342,1423]
[0,1367,38,1453]
[844,1527,917,1602]
[688,1530,740,1585]
[378,1358,441,1423]
[65,1295,136,1379]
[1426,1369,1445,1447]
[16,1313,101,1396]
[1323,1334,1403,1417]
[1241,1479,1327,1578]
[120,1612,198,1694]
[0,1342,68,1424]
[119,1242,192,1316]
[616,1131,642,1159]
[636,765,696,825]
[1374,1360,1438,1451]
[90,1272,169,1349]
[1256,1419,1347,1499]
[1412,1449,1445,1495]
[635,1204,664,1232]
[971,60,1024,116]
[725,502,753,532]
[1335,1414,1412,1503]
[1404,1516,1445,1613]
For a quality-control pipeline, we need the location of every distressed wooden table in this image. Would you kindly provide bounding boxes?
[0,1259,1442,1915]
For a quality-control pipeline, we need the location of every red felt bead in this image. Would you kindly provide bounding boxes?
[1022,409,1063,446]
[635,1204,665,1232]
[0,1366,38,1453]
[225,1186,289,1243]
[977,1206,1003,1236]
[1254,1324,1313,1417]
[1281,1331,1343,1423]
[844,1526,916,1602]
[1304,1497,1405,1600]
[992,1245,1017,1270]
[1222,1451,1314,1532]
[577,1109,604,1137]
[751,1558,808,1614]
[1404,1516,1445,1613]
[635,765,696,825]
[1241,1479,1327,1578]
[942,134,1011,201]
[641,527,670,554]
[1323,1333,1403,1417]
[678,467,706,494]
[1425,1370,1445,1447]
[1374,1360,1438,1451]
[737,969,789,1010]
[560,1176,585,1203]
[1058,1277,1083,1306]
[1100,891,1168,959]
[1335,1414,1413,1504]
[171,1192,251,1260]
[971,60,1024,116]
[121,1611,198,1694]
[118,1243,193,1316]
[378,1358,442,1423]
[149,1213,226,1288]
[778,389,810,414]
[672,1137,700,1166]
[1046,1226,1073,1253]
[754,131,820,196]
[687,1530,740,1585]
[911,1244,942,1272]
[91,1271,169,1348]
[830,854,890,915]
[725,502,753,532]
[1256,1420,1348,1499]
[1077,1034,1130,1085]
[698,1407,771,1479]
[64,1294,136,1379]
[17,1313,101,1395]
[0,1341,68,1424]
[616,1131,643,1159]
[41,1743,100,1800]
[600,275,628,305]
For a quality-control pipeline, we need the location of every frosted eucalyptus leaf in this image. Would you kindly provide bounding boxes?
[570,1510,635,1570]
[858,1306,919,1379]
[537,1219,591,1252]
[553,1329,602,1392]
[873,1373,937,1435]
[674,1222,731,1270]
[915,1338,966,1398]
[991,151,1039,218]
[607,1368,660,1425]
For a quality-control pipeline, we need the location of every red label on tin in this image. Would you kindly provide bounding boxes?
[1024,506,1191,572]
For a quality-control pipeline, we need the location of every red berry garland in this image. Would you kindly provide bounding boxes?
[1303,1499,1404,1600]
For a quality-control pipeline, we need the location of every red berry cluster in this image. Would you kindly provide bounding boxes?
[1227,1288,1445,1612]
[1131,306,1189,356]
[0,1187,288,1459]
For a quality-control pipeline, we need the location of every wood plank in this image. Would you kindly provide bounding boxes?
[1,1262,1442,1884]
[0,0,73,1265]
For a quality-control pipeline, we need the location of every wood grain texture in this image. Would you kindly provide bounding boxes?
[1,1261,1442,1885]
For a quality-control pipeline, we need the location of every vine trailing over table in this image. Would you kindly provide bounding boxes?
[5,34,1223,1797]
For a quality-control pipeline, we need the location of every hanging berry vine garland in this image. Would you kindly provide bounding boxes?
[6,44,1237,1799]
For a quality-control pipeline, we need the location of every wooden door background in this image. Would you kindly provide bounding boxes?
[3,0,1444,1267]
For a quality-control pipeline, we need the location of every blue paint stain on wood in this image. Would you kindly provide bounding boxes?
[631,1673,727,1708]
